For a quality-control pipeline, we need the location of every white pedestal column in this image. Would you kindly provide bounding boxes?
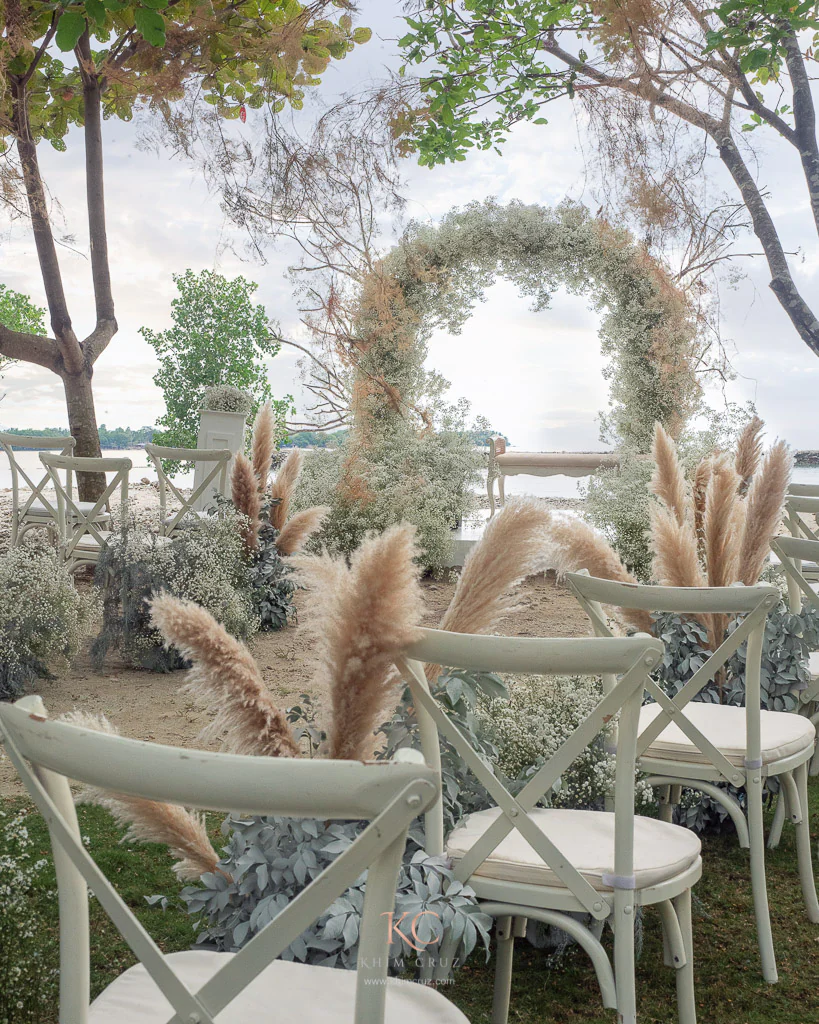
[194,409,247,510]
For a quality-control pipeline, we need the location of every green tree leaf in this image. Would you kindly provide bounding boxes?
[133,7,166,47]
[55,11,87,52]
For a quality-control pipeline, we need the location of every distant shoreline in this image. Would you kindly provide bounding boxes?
[795,451,819,467]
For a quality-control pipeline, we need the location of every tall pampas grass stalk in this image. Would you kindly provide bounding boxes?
[61,711,222,881]
[735,415,765,494]
[231,452,262,552]
[691,457,712,559]
[650,505,705,589]
[547,517,653,634]
[292,523,424,761]
[275,506,330,556]
[704,457,743,589]
[270,449,304,531]
[251,402,276,487]
[738,440,793,586]
[150,594,299,758]
[651,422,688,525]
[428,500,553,681]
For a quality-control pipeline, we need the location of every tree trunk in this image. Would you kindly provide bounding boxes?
[62,367,105,501]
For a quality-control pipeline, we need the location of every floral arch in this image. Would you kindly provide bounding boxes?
[350,199,703,451]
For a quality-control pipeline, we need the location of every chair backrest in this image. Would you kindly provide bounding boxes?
[788,482,819,498]
[395,629,663,922]
[40,453,131,564]
[0,696,438,1024]
[0,431,76,530]
[488,435,506,461]
[771,533,819,706]
[145,443,231,534]
[566,572,779,786]
[784,494,819,543]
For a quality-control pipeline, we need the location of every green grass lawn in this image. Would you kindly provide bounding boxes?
[2,781,818,1024]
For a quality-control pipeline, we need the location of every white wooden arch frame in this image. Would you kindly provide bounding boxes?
[0,697,439,1024]
[144,443,231,536]
[395,629,699,1024]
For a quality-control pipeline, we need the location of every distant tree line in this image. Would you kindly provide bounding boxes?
[1,425,154,449]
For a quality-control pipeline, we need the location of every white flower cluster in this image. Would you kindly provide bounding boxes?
[0,542,99,698]
[0,809,58,1020]
[478,674,654,810]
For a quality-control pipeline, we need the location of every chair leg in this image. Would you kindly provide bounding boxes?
[767,788,787,850]
[747,775,778,983]
[658,785,673,823]
[491,916,515,1024]
[793,761,819,923]
[497,475,506,507]
[673,889,697,1024]
[613,893,637,1024]
[810,722,819,777]
[487,472,496,518]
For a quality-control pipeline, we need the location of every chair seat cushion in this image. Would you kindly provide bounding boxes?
[88,950,469,1023]
[445,807,700,891]
[24,499,110,519]
[639,701,816,766]
[73,530,114,552]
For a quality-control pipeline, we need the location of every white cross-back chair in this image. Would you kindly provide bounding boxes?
[566,572,819,984]
[144,444,231,537]
[396,629,701,1024]
[0,695,467,1024]
[781,493,819,581]
[0,432,111,546]
[771,532,819,780]
[40,453,131,573]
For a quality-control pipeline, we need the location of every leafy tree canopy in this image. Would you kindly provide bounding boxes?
[0,283,46,335]
[1,1,371,152]
[398,0,819,165]
[142,269,291,459]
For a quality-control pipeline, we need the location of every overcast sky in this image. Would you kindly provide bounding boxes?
[1,3,818,450]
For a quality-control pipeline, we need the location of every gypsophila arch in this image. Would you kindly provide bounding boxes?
[350,199,703,451]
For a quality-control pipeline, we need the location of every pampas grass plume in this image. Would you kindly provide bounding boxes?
[738,440,792,585]
[735,415,765,494]
[651,422,688,524]
[251,402,276,487]
[704,456,743,588]
[292,523,424,761]
[60,711,221,881]
[275,506,330,556]
[150,594,299,758]
[231,452,262,552]
[270,449,304,531]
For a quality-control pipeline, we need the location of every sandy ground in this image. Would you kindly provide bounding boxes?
[0,571,590,797]
[0,484,592,796]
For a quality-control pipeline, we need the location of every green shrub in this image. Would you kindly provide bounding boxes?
[0,808,58,1022]
[92,514,257,671]
[292,426,482,570]
[0,544,99,701]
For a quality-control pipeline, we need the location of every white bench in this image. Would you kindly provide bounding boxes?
[486,436,621,515]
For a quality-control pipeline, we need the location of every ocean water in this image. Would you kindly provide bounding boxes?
[3,447,819,498]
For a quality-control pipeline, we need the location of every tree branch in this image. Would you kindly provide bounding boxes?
[77,32,117,362]
[9,78,83,374]
[0,325,60,371]
[782,28,819,235]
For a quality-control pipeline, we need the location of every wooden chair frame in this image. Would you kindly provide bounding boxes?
[771,532,819,777]
[396,629,700,1024]
[40,453,131,572]
[566,572,819,984]
[0,431,77,545]
[144,443,231,537]
[0,695,440,1024]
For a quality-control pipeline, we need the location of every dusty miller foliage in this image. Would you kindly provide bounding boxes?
[91,515,257,672]
[0,543,98,701]
[652,597,819,831]
[181,669,663,975]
